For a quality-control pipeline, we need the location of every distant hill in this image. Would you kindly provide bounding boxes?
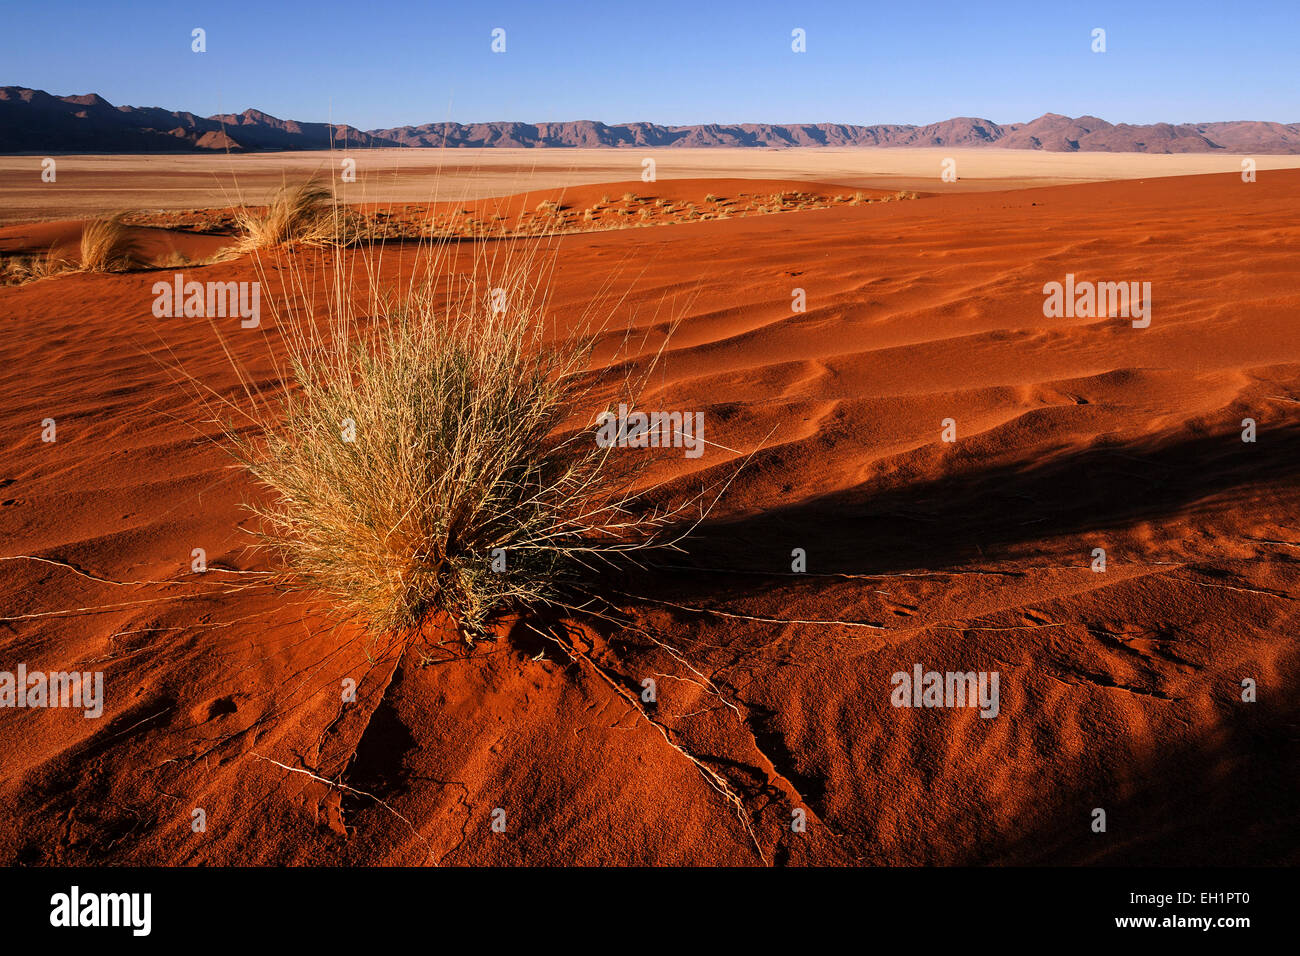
[0,87,389,152]
[3,87,1299,153]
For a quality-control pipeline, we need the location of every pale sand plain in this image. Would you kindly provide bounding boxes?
[3,147,1299,223]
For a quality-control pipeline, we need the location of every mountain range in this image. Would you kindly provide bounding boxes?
[4,87,1299,153]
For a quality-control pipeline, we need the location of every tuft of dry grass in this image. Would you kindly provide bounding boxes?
[80,215,142,272]
[236,180,352,251]
[2,246,84,284]
[222,258,687,639]
[0,255,31,285]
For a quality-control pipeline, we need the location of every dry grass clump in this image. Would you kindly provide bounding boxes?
[236,180,356,251]
[0,255,32,285]
[0,257,22,285]
[2,216,156,283]
[224,260,677,639]
[80,215,142,272]
[1,249,76,285]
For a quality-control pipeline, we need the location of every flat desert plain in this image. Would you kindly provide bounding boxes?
[0,155,1297,865]
[3,146,1300,223]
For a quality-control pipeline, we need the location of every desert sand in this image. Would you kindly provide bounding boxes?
[4,147,1300,223]
[0,166,1297,865]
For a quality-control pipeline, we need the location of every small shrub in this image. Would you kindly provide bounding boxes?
[225,265,679,639]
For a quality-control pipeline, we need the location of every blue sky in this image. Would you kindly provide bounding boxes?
[2,0,1296,128]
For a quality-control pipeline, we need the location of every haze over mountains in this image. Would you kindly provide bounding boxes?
[4,86,1299,154]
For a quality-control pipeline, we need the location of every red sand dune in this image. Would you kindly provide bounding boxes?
[0,219,232,263]
[0,169,1297,865]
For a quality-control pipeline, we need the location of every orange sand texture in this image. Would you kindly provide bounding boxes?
[0,165,1297,865]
